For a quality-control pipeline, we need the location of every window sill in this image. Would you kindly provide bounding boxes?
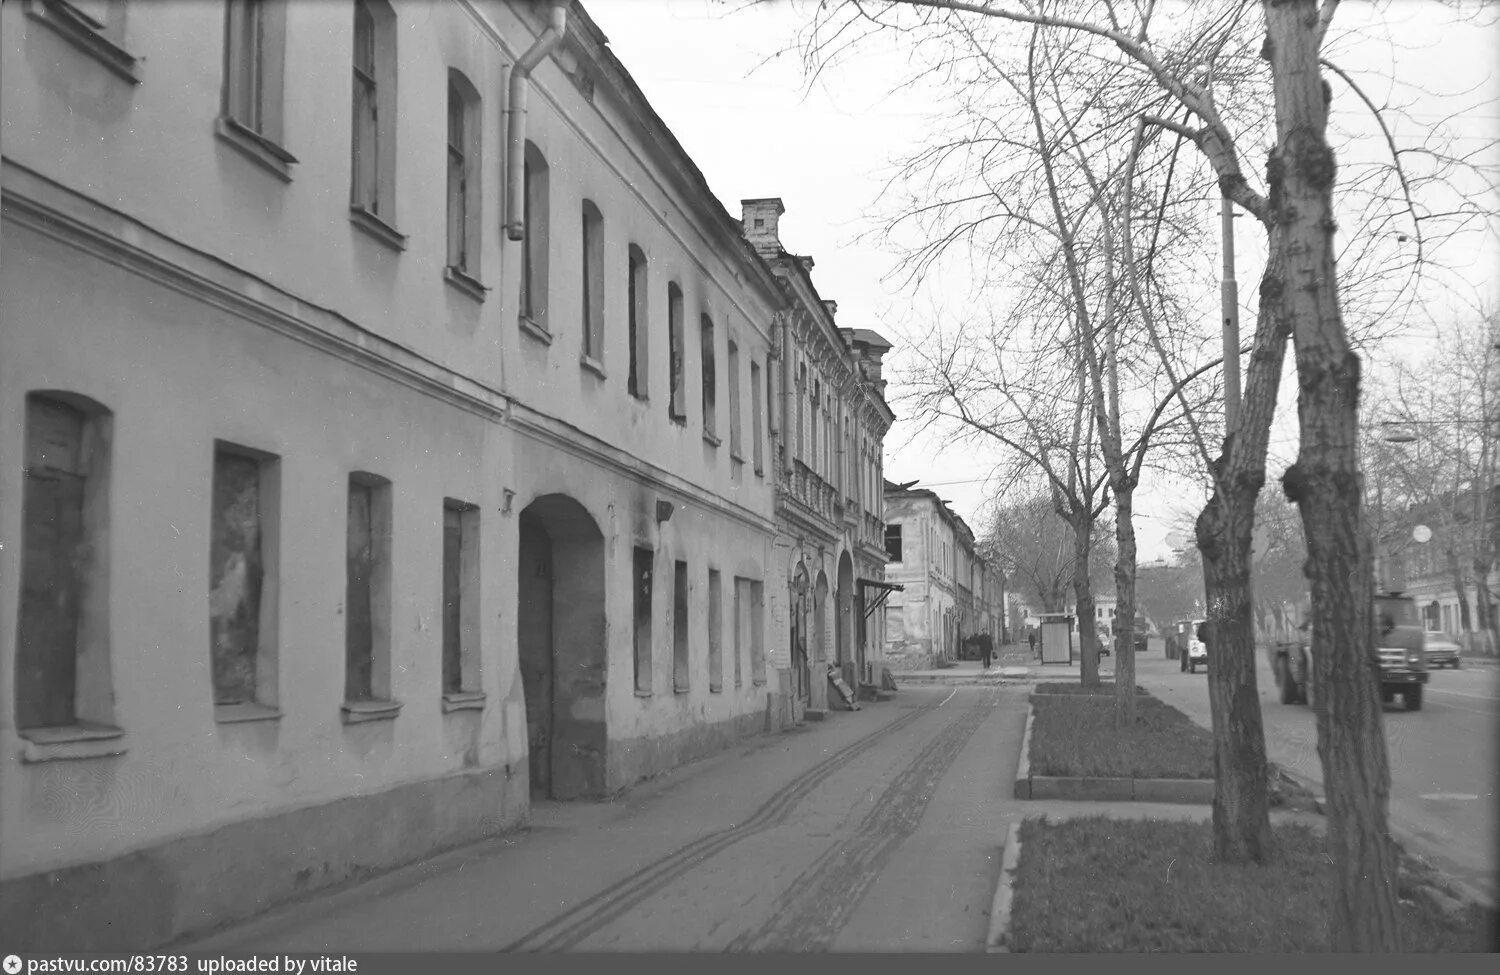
[519,315,553,345]
[703,431,721,448]
[709,684,723,694]
[26,1,139,83]
[754,466,765,479]
[730,450,746,464]
[753,679,767,687]
[673,685,689,695]
[350,206,407,252]
[442,690,487,713]
[215,702,283,725]
[669,411,687,426]
[341,699,403,725]
[19,722,126,763]
[580,354,607,379]
[215,116,297,182]
[444,266,488,302]
[634,689,653,699]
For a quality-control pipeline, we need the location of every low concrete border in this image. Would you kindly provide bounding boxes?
[1012,707,1034,799]
[1015,698,1214,804]
[985,821,1023,953]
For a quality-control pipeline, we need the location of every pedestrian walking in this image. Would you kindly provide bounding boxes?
[1027,629,1036,659]
[979,632,993,670]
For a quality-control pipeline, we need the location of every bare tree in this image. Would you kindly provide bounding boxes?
[776,0,1500,949]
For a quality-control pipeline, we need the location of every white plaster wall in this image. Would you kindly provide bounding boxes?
[0,0,511,388]
[0,230,520,879]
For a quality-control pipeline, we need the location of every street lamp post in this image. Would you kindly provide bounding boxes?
[1221,196,1240,434]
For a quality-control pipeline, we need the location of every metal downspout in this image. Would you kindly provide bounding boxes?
[505,1,568,241]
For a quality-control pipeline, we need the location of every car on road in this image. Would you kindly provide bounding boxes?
[1132,614,1151,654]
[1424,628,1462,669]
[1186,633,1208,673]
[1271,592,1429,710]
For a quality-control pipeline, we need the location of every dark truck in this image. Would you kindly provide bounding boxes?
[1271,592,1428,711]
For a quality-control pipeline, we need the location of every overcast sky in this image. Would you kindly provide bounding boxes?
[587,0,1500,562]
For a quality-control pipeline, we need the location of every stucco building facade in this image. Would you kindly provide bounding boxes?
[0,0,880,950]
[739,199,895,713]
[881,483,1003,669]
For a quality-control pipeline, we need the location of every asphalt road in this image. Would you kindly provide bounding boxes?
[186,685,1028,952]
[1135,641,1499,905]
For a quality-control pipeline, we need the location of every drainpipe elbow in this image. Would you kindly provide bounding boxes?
[506,1,569,242]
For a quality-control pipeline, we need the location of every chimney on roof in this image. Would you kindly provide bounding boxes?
[794,255,815,274]
[823,300,838,320]
[741,198,785,257]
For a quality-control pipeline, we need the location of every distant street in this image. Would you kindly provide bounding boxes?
[1136,642,1499,905]
[188,687,1024,953]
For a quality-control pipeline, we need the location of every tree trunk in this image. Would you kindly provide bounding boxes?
[1072,519,1099,687]
[1449,549,1473,632]
[1267,0,1402,951]
[1114,488,1137,723]
[1192,242,1288,865]
[1197,488,1273,863]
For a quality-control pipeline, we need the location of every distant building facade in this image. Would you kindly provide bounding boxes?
[740,199,896,711]
[881,483,1002,669]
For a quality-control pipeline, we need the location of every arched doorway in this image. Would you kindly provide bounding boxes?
[790,563,811,706]
[836,552,854,687]
[517,494,606,800]
[814,570,829,687]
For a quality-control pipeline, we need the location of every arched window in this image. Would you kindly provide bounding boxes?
[520,141,550,328]
[350,0,397,221]
[445,70,481,282]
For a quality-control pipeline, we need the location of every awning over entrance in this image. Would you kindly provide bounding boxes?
[857,578,904,620]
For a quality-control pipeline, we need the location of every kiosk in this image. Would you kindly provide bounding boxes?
[1038,613,1075,664]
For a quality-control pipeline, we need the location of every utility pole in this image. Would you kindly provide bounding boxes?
[1221,195,1240,433]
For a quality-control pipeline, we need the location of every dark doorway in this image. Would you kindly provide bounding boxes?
[517,494,607,800]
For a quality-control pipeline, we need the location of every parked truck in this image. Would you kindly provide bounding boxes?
[1270,591,1428,711]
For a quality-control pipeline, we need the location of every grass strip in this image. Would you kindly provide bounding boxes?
[1008,816,1493,952]
[1029,692,1213,779]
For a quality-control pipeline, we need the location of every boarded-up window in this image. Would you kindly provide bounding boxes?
[442,498,481,699]
[628,245,648,399]
[442,504,463,694]
[751,360,764,475]
[701,314,716,437]
[633,546,653,693]
[673,560,689,693]
[728,340,742,457]
[707,568,723,693]
[520,142,550,327]
[667,283,686,421]
[17,398,88,729]
[733,578,745,689]
[582,200,604,361]
[210,448,265,705]
[886,606,905,642]
[750,580,766,684]
[346,472,391,703]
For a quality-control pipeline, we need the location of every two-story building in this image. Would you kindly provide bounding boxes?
[0,0,853,949]
[882,481,1002,669]
[738,199,895,713]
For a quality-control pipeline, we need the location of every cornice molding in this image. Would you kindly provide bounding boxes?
[1,160,509,423]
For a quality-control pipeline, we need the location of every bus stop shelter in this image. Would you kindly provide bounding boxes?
[1038,613,1075,665]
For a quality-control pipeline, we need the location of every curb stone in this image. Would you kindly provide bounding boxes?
[985,821,1022,953]
[1013,706,1034,799]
